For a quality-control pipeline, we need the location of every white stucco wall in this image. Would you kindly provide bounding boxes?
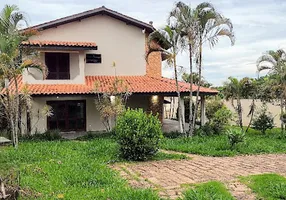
[29,96,105,133]
[24,14,146,84]
[28,94,151,134]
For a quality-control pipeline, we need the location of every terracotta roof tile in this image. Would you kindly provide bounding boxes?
[21,40,97,48]
[8,76,218,95]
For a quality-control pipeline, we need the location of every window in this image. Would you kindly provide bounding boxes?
[45,53,70,80]
[86,54,101,63]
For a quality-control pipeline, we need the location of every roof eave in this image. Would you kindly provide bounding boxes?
[25,7,155,33]
[21,45,98,51]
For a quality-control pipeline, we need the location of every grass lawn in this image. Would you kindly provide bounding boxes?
[161,129,286,156]
[240,174,286,200]
[180,181,234,200]
[0,137,186,199]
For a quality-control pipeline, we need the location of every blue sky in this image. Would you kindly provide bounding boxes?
[2,0,286,86]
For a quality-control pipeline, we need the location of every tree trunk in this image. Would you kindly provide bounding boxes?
[174,56,185,134]
[237,98,243,130]
[13,76,20,149]
[246,99,255,133]
[281,97,284,134]
[192,39,203,130]
[188,43,194,137]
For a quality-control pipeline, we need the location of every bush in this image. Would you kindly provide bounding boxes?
[252,106,274,134]
[21,129,62,141]
[194,123,215,136]
[226,129,245,149]
[211,106,232,134]
[163,131,184,139]
[194,105,232,136]
[206,100,224,120]
[42,129,62,141]
[115,109,163,161]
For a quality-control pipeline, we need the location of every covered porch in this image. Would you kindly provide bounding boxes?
[14,75,217,134]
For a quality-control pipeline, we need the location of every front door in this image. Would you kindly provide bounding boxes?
[47,100,86,131]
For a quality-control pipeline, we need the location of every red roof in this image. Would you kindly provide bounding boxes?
[9,76,218,95]
[21,40,97,48]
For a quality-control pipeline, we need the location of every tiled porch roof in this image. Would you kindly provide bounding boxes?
[21,40,97,49]
[9,76,218,95]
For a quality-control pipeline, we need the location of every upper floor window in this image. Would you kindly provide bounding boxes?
[45,53,70,80]
[86,54,101,64]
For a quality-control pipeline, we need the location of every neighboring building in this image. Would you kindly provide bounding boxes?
[12,6,217,134]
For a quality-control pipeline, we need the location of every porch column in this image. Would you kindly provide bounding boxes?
[200,95,206,126]
[78,51,85,84]
[179,96,185,133]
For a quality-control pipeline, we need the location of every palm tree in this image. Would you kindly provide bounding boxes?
[0,4,45,148]
[170,2,234,136]
[257,49,286,133]
[0,5,27,35]
[146,25,186,133]
[192,2,235,131]
[222,77,253,130]
[169,2,196,136]
[182,72,212,88]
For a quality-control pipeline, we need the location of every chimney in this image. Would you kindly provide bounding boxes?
[149,21,153,26]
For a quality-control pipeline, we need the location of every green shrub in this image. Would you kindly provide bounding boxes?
[194,123,215,136]
[206,100,224,120]
[194,105,231,136]
[163,131,184,138]
[252,106,274,134]
[42,129,62,141]
[211,106,232,134]
[21,129,62,141]
[115,109,163,161]
[226,129,245,149]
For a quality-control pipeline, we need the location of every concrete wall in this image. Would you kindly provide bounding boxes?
[224,99,281,127]
[23,14,146,84]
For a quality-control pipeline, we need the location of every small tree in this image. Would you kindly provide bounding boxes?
[252,105,274,134]
[211,105,232,134]
[222,77,254,130]
[94,66,131,131]
[0,5,46,148]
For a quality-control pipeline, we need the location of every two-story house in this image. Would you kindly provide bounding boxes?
[15,6,217,133]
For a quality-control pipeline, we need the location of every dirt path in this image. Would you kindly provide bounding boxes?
[112,152,286,199]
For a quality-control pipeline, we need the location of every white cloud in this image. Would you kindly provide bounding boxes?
[1,0,285,86]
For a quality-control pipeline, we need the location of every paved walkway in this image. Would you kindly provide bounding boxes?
[112,152,286,199]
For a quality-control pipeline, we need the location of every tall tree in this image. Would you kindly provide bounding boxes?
[146,25,186,133]
[0,4,45,148]
[169,2,196,136]
[257,49,286,133]
[192,2,234,132]
[170,2,234,136]
[222,77,253,129]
